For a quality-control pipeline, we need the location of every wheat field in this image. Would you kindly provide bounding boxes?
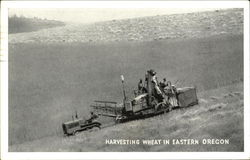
[8,9,244,151]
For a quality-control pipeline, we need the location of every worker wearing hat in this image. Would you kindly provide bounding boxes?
[138,79,144,94]
[149,69,162,95]
[87,111,98,123]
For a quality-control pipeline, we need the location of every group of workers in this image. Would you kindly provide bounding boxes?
[137,69,177,103]
[89,69,178,120]
[138,70,168,93]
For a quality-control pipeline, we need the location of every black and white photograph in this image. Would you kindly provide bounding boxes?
[1,1,250,159]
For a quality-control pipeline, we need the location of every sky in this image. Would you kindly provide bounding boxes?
[9,8,220,24]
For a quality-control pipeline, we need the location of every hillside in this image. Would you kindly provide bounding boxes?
[9,34,243,146]
[8,15,65,34]
[9,9,243,43]
[8,8,244,150]
[9,82,244,151]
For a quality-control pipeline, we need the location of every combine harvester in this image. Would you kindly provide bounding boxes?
[62,69,198,136]
[91,69,198,123]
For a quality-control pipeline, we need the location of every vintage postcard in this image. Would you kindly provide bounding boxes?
[1,1,250,159]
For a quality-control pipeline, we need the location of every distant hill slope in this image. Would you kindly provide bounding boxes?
[9,16,65,34]
[9,8,243,43]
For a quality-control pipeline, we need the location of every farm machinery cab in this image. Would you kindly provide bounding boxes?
[91,69,198,123]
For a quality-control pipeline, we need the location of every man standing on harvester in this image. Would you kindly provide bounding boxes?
[138,79,144,94]
[160,78,167,89]
[138,78,147,94]
[149,69,164,100]
[87,111,98,123]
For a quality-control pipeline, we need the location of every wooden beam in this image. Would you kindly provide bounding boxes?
[94,100,117,104]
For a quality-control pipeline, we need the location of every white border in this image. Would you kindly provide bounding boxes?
[1,1,249,160]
